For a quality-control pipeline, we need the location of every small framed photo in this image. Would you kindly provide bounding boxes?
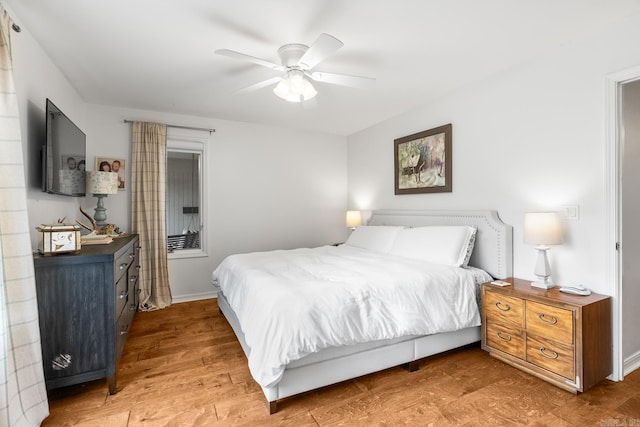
[61,154,86,171]
[95,157,126,190]
[394,124,452,195]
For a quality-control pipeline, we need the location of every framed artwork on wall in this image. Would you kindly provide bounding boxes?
[95,157,126,190]
[394,124,452,195]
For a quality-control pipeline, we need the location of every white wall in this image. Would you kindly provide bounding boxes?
[10,12,87,241]
[347,13,640,296]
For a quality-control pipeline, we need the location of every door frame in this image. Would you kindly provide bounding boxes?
[606,65,640,381]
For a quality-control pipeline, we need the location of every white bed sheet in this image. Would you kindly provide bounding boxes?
[212,245,491,388]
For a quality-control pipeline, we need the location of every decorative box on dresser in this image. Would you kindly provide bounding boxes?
[33,234,140,394]
[481,277,611,393]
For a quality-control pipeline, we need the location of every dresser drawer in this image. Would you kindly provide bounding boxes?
[526,301,573,345]
[526,334,575,380]
[484,291,524,327]
[115,274,129,319]
[114,247,135,283]
[486,320,525,359]
[115,309,133,360]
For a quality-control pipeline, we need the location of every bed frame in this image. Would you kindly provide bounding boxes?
[217,209,513,413]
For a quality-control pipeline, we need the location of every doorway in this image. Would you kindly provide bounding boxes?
[608,66,640,381]
[620,78,640,376]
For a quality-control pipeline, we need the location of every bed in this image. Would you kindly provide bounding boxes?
[213,209,513,413]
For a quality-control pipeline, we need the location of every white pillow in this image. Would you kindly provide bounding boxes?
[389,226,477,267]
[344,225,404,253]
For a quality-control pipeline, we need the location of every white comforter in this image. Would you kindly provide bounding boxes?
[212,245,487,388]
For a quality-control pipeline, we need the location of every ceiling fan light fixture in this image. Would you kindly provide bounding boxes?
[273,70,317,103]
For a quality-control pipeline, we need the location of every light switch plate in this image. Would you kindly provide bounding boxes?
[559,205,580,220]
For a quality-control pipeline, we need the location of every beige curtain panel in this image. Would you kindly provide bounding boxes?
[0,6,50,425]
[131,121,172,310]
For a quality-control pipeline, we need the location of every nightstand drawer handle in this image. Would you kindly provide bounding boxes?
[539,347,559,359]
[119,290,129,300]
[496,331,512,342]
[495,302,511,311]
[119,262,129,270]
[538,313,558,325]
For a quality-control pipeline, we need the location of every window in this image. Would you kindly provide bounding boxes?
[167,136,206,258]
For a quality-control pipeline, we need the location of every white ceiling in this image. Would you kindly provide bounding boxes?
[6,0,640,135]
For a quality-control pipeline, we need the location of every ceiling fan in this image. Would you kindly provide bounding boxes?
[215,33,375,103]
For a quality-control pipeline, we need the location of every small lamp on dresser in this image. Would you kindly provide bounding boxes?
[346,210,362,230]
[86,171,119,227]
[524,211,563,289]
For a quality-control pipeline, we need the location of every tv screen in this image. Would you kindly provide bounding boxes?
[43,98,86,196]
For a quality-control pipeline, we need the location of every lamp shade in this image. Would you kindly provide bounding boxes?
[86,171,119,195]
[524,212,563,246]
[346,210,363,228]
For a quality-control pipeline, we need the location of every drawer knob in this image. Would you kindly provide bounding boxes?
[130,275,137,282]
[495,301,511,311]
[538,313,558,325]
[119,290,129,300]
[129,254,135,259]
[496,331,512,342]
[119,263,129,270]
[539,347,559,359]
[120,325,129,336]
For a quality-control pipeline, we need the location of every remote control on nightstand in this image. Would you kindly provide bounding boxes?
[559,285,591,296]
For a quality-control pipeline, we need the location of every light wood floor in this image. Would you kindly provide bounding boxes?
[43,299,640,426]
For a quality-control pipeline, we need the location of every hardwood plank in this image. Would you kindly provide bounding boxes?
[42,299,640,426]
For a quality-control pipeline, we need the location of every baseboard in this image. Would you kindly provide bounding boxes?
[624,349,640,377]
[172,290,217,304]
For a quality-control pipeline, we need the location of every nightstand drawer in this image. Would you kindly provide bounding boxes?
[486,321,525,359]
[526,335,575,379]
[484,291,524,327]
[526,301,573,345]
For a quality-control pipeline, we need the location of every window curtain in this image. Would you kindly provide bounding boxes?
[131,122,172,310]
[0,6,49,426]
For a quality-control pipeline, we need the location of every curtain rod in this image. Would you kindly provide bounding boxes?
[123,120,215,134]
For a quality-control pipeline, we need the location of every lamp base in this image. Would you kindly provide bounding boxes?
[531,280,556,289]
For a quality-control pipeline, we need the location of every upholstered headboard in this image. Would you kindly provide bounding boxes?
[368,210,513,279]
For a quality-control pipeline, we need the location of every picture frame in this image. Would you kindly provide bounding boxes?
[95,157,126,190]
[394,124,452,195]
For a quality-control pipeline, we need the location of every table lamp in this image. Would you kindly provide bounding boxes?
[524,212,563,289]
[86,171,119,227]
[346,210,362,230]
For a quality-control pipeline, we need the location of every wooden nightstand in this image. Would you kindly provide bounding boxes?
[480,277,611,393]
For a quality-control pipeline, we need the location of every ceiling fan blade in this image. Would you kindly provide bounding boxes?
[235,76,282,94]
[309,71,375,89]
[298,33,343,70]
[215,49,284,71]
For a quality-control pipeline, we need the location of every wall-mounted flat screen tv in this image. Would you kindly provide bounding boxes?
[42,98,86,196]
